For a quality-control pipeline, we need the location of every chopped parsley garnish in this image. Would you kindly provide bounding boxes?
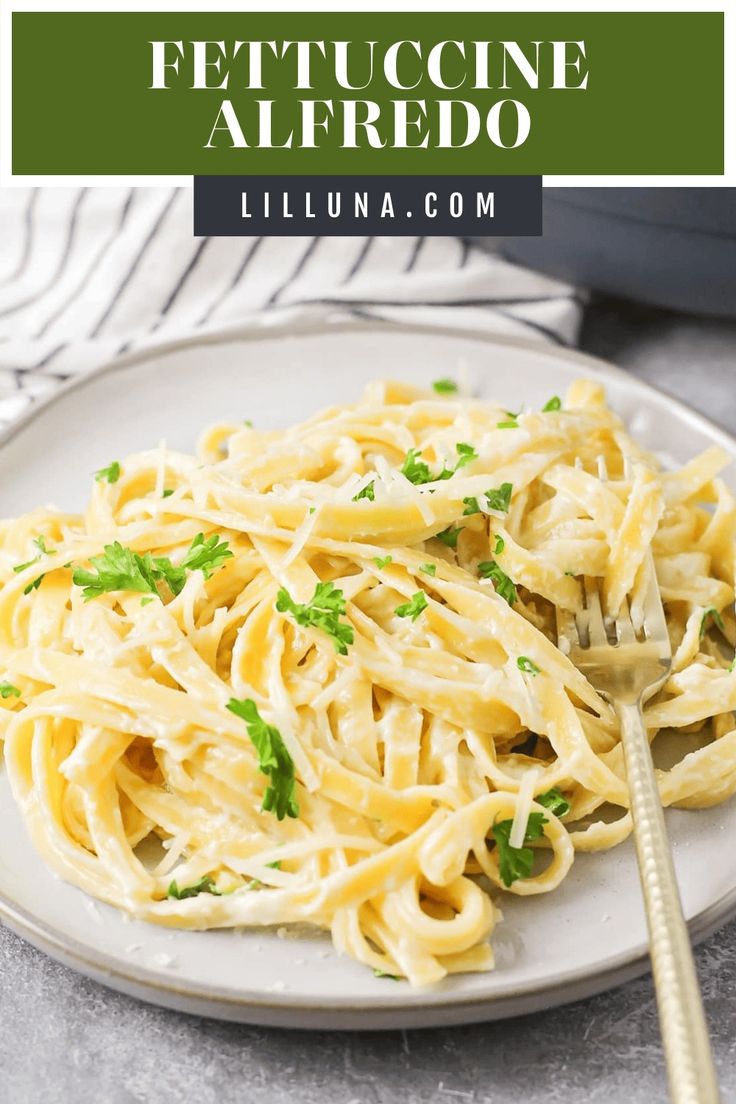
[73,543,160,601]
[72,533,233,603]
[492,811,547,887]
[400,444,475,486]
[700,606,725,638]
[537,788,570,817]
[395,591,428,621]
[432,378,458,394]
[400,448,434,486]
[497,410,520,429]
[373,555,393,569]
[493,534,505,555]
[454,442,478,469]
[477,560,517,605]
[15,538,56,593]
[486,483,513,512]
[353,481,375,502]
[463,482,513,517]
[517,656,541,676]
[168,875,222,900]
[13,556,46,594]
[542,396,562,412]
[162,488,174,498]
[276,581,354,655]
[243,419,254,428]
[33,536,54,555]
[435,526,462,548]
[227,698,299,820]
[94,461,121,484]
[166,533,233,589]
[13,559,36,573]
[373,969,402,980]
[266,860,282,870]
[419,563,436,576]
[0,682,20,699]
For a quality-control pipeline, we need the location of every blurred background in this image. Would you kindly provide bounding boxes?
[0,186,733,434]
[499,187,736,432]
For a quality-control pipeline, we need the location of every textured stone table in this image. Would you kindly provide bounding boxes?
[2,297,736,1104]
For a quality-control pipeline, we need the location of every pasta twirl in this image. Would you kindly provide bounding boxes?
[0,377,734,986]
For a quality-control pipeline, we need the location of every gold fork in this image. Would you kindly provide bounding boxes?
[556,555,720,1104]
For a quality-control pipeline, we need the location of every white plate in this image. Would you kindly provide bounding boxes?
[1,319,735,1030]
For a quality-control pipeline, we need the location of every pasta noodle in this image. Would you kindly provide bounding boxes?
[0,376,734,987]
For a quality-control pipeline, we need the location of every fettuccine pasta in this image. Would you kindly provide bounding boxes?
[0,376,734,987]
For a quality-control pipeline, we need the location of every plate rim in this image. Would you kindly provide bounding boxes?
[2,315,735,1025]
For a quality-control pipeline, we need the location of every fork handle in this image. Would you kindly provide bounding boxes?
[617,700,720,1104]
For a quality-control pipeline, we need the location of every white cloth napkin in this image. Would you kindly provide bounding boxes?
[0,187,584,428]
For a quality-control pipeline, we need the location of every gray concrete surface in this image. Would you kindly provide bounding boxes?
[2,296,736,1104]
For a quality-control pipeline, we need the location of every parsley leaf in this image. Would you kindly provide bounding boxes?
[13,553,47,594]
[485,483,513,512]
[493,534,505,555]
[454,442,478,469]
[542,396,562,412]
[162,488,174,499]
[497,410,520,429]
[435,526,462,548]
[478,561,517,605]
[536,788,570,817]
[33,536,54,555]
[395,591,428,621]
[419,563,436,576]
[73,534,233,603]
[227,698,299,820]
[463,483,513,517]
[13,559,37,573]
[158,533,234,595]
[373,555,393,569]
[168,875,222,900]
[0,682,20,699]
[181,533,233,580]
[73,543,161,602]
[276,581,354,655]
[399,447,462,486]
[373,969,402,980]
[353,481,375,502]
[95,461,121,484]
[700,606,725,638]
[400,448,434,486]
[492,812,547,887]
[432,378,458,394]
[13,536,56,596]
[517,656,541,676]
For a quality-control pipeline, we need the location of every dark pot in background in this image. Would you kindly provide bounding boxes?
[483,188,736,319]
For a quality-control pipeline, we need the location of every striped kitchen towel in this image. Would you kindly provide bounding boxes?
[0,187,584,428]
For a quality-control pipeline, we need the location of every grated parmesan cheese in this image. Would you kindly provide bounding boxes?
[510,767,539,850]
